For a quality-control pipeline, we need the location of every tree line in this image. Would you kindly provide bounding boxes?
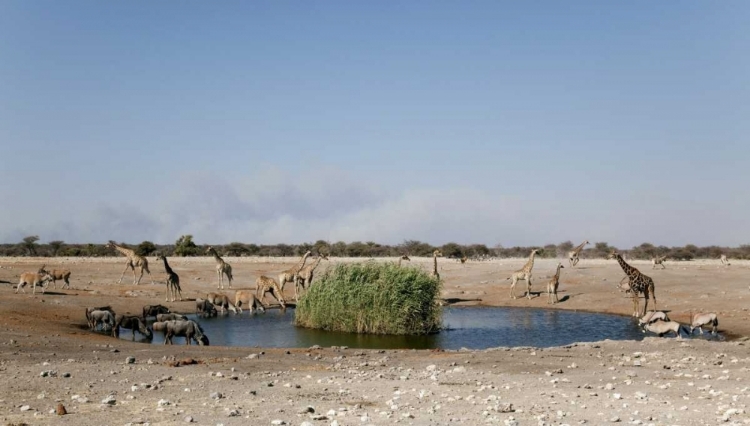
[3,235,750,261]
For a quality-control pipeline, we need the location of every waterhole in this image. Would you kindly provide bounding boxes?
[113,306,701,349]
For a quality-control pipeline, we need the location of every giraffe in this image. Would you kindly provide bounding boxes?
[568,240,589,267]
[547,262,564,304]
[397,254,411,267]
[256,275,286,308]
[294,253,329,301]
[720,254,731,266]
[155,253,182,302]
[206,246,233,289]
[106,240,154,285]
[608,250,656,317]
[651,255,667,269]
[508,249,541,300]
[431,250,443,281]
[278,251,312,292]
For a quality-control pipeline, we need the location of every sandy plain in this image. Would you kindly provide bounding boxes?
[0,255,748,425]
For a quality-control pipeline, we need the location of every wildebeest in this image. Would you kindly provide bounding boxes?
[156,313,188,322]
[142,304,170,320]
[88,310,116,331]
[113,315,153,340]
[163,320,209,345]
[85,306,115,329]
[690,312,719,335]
[16,270,54,295]
[195,298,218,317]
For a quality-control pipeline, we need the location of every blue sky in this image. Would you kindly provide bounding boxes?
[1,1,748,247]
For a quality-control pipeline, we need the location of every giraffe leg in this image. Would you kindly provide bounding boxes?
[118,263,131,284]
[510,277,518,299]
[135,266,144,285]
[145,265,154,285]
[526,276,533,300]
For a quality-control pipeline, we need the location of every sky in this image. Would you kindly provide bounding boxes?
[0,1,748,248]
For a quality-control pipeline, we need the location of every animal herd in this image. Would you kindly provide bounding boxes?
[7,243,728,344]
[506,243,723,340]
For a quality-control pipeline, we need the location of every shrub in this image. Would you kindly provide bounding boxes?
[294,262,442,335]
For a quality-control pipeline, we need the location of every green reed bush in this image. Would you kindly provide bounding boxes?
[294,262,442,335]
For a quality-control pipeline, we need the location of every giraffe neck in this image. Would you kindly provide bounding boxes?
[433,255,438,274]
[294,253,310,273]
[161,257,174,275]
[554,264,563,280]
[113,245,135,258]
[311,257,323,271]
[615,254,638,277]
[523,252,536,272]
[208,248,223,264]
[573,241,587,254]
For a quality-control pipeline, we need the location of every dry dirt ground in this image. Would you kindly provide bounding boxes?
[0,256,748,425]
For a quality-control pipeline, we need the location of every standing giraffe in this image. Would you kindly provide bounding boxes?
[546,262,564,304]
[508,249,541,300]
[206,246,233,289]
[431,250,443,281]
[720,254,731,266]
[294,253,329,301]
[106,240,154,285]
[651,255,667,269]
[155,253,182,302]
[608,250,656,317]
[397,254,410,267]
[278,251,312,292]
[568,240,589,267]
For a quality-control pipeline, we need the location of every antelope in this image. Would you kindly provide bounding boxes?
[689,312,719,335]
[16,270,54,295]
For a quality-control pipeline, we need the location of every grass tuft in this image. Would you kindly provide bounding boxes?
[294,262,442,335]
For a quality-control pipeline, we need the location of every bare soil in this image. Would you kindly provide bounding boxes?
[0,256,748,425]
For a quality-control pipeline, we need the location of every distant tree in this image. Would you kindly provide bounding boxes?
[312,240,330,255]
[441,242,463,259]
[136,241,157,257]
[466,244,491,258]
[556,241,574,257]
[399,240,434,257]
[346,241,369,257]
[224,242,249,256]
[20,235,40,256]
[330,241,348,257]
[541,244,558,258]
[48,240,65,256]
[591,242,615,258]
[174,235,199,257]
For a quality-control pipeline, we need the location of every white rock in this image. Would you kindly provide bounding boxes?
[20,405,31,411]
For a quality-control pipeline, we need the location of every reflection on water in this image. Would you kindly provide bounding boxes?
[110,307,722,349]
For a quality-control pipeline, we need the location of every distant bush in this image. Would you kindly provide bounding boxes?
[294,262,442,335]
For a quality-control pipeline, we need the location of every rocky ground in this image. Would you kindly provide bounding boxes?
[0,256,748,425]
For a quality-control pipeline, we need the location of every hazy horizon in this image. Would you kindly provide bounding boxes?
[1,2,748,247]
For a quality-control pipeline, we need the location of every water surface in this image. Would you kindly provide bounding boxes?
[125,306,662,349]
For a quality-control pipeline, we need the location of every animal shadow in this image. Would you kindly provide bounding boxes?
[441,298,483,305]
